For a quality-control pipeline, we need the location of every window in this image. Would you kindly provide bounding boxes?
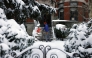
[58,3,64,20]
[70,2,77,7]
[70,2,78,21]
[59,3,64,7]
[59,9,64,20]
[70,11,78,21]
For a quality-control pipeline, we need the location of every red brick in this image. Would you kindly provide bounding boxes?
[64,2,70,20]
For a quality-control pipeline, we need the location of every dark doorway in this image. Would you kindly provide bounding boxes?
[40,13,51,27]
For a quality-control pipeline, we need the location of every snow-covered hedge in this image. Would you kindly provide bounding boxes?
[54,24,69,40]
[64,19,92,58]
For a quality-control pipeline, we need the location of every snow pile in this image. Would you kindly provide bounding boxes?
[64,19,92,58]
[0,8,35,58]
[55,24,66,31]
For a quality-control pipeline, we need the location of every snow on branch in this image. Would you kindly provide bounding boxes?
[34,1,56,13]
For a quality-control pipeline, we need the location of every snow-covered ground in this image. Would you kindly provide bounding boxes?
[32,41,67,58]
[17,40,67,58]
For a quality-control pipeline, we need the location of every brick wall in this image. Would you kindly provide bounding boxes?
[26,18,34,23]
[64,2,70,20]
[78,2,83,22]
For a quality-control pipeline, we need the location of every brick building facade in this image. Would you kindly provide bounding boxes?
[56,0,89,22]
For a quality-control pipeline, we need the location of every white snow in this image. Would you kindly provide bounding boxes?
[55,24,66,31]
[78,46,92,54]
[15,0,25,5]
[20,24,27,33]
[33,6,39,11]
[0,8,7,20]
[52,20,69,22]
[0,43,10,50]
[33,41,65,50]
[35,1,56,13]
[77,23,88,32]
[13,0,25,9]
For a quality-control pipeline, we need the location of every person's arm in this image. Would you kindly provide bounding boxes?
[43,26,45,31]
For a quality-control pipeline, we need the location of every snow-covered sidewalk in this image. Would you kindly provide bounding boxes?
[32,40,65,50]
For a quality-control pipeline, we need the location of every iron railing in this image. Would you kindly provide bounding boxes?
[16,45,72,58]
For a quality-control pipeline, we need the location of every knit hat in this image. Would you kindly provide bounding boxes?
[44,22,47,24]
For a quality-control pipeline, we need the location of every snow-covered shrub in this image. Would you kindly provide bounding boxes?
[0,8,35,58]
[54,24,69,40]
[64,19,92,58]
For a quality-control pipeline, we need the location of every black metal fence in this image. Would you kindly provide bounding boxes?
[16,45,70,58]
